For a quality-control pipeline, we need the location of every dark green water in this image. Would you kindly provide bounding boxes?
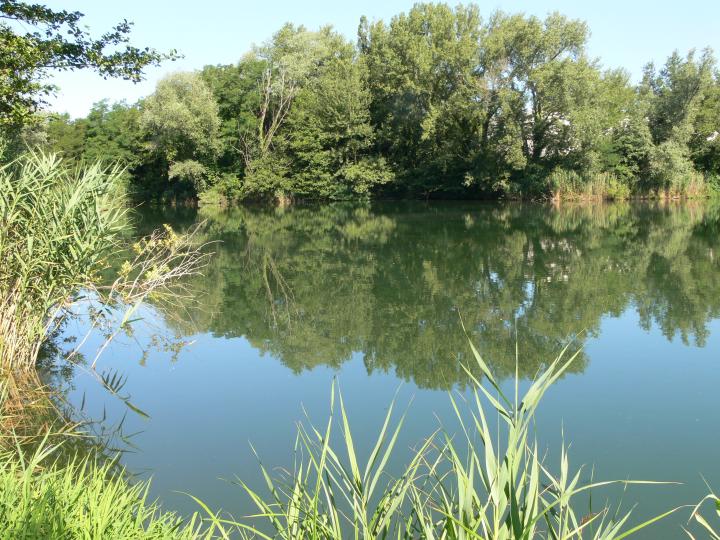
[64,201,720,538]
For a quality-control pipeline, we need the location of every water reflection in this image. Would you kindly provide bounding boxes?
[135,200,720,388]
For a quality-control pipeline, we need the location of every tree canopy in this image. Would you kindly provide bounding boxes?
[27,3,720,202]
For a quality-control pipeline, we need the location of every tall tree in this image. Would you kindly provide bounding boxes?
[283,41,393,198]
[45,112,85,160]
[26,4,720,201]
[641,49,716,192]
[82,100,143,172]
[643,49,715,146]
[200,59,264,177]
[239,24,360,199]
[361,3,484,195]
[689,68,720,176]
[141,72,221,196]
[480,13,597,183]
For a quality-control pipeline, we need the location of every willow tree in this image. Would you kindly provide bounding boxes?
[200,60,265,177]
[360,6,633,197]
[280,41,393,198]
[238,24,367,199]
[690,67,720,176]
[141,72,221,196]
[360,3,485,195]
[641,49,717,192]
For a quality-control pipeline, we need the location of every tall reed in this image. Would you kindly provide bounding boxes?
[687,490,720,539]
[0,151,209,377]
[0,336,690,539]
[0,152,127,372]
[219,338,680,539]
[549,169,632,202]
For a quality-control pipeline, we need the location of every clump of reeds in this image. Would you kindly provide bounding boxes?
[686,489,720,539]
[0,152,127,371]
[0,335,693,539]
[549,169,632,202]
[0,151,209,374]
[216,338,680,539]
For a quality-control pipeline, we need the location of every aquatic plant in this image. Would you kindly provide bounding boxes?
[0,375,209,539]
[0,151,208,377]
[221,337,680,539]
[0,152,127,371]
[686,489,720,539]
[0,334,692,539]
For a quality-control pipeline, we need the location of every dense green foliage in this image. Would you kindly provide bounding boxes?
[0,151,206,374]
[0,153,127,371]
[0,441,206,539]
[36,4,720,202]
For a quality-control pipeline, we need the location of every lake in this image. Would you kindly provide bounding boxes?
[58,201,720,538]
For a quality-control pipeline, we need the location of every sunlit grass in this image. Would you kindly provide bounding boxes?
[0,437,210,539]
[686,489,720,539]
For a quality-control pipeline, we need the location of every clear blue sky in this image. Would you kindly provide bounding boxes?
[45,0,720,118]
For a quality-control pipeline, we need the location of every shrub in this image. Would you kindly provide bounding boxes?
[649,141,704,197]
[198,173,242,206]
[605,172,632,200]
[168,159,212,193]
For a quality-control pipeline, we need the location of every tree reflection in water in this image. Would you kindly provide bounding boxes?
[131,200,720,390]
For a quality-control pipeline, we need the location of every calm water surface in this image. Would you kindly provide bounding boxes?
[60,201,720,538]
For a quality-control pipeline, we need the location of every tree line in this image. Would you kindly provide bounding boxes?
[16,4,720,202]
